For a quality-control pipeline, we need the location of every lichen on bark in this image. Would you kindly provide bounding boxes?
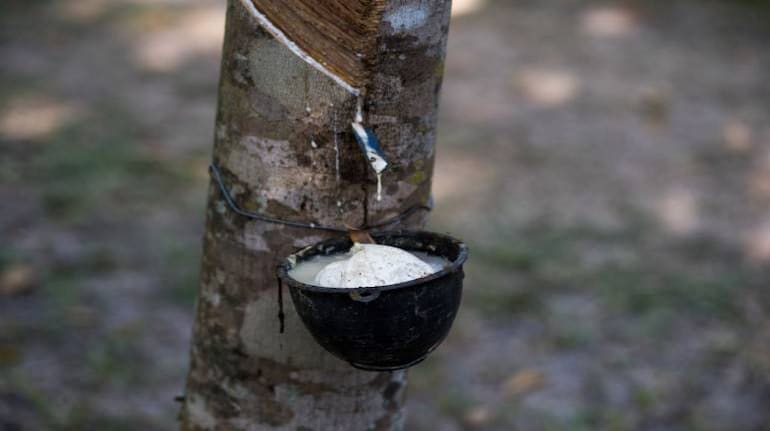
[180,1,452,429]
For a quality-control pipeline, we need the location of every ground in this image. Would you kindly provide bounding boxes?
[2,0,770,430]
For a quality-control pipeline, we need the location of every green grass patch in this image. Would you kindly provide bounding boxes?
[42,274,83,309]
[591,266,742,320]
[29,109,198,222]
[551,327,594,350]
[464,222,647,318]
[164,273,199,308]
[408,355,445,392]
[159,241,201,308]
[461,215,755,323]
[85,333,145,388]
[456,213,757,328]
[465,278,545,317]
[436,387,476,420]
[57,407,159,431]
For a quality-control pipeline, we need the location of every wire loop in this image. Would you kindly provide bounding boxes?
[209,164,431,232]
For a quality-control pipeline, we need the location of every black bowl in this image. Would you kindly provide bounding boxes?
[277,230,468,371]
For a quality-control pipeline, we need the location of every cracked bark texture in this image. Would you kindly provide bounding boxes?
[180,0,452,429]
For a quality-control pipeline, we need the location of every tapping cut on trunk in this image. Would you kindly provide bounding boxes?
[240,0,388,94]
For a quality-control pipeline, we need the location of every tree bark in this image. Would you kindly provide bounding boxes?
[180,1,452,429]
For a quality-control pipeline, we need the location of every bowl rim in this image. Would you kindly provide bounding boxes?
[276,229,469,294]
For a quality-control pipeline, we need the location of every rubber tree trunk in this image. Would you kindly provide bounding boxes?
[180,1,452,429]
